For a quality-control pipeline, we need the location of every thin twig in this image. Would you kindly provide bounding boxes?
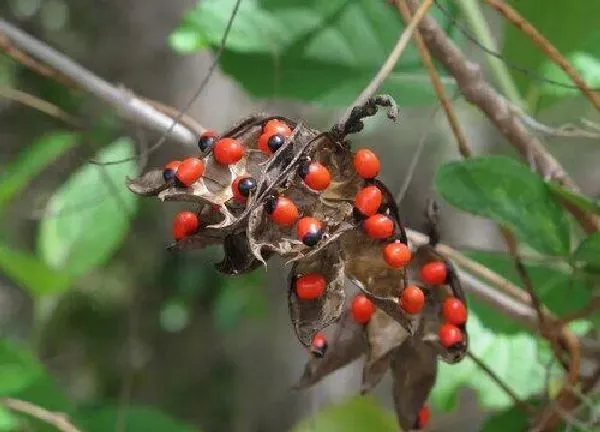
[0,85,80,126]
[467,350,534,413]
[395,0,471,158]
[484,0,600,114]
[340,0,435,125]
[0,18,197,146]
[2,398,81,432]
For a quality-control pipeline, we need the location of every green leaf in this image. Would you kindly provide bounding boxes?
[480,405,531,432]
[547,182,600,217]
[0,243,71,296]
[464,251,591,332]
[38,138,139,277]
[0,339,43,397]
[539,52,600,97]
[75,406,197,432]
[0,407,19,432]
[213,270,267,331]
[0,131,78,212]
[431,312,545,411]
[169,0,459,107]
[291,395,398,432]
[435,156,570,256]
[502,0,600,99]
[573,232,600,272]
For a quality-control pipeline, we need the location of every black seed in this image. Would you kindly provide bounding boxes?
[297,158,311,179]
[264,195,277,214]
[238,177,257,197]
[310,342,328,358]
[267,134,286,153]
[198,135,217,152]
[302,229,322,246]
[163,168,176,183]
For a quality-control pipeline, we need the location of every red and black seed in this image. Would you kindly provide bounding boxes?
[267,134,286,153]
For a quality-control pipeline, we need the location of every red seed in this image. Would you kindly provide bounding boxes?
[213,137,245,165]
[353,148,380,179]
[382,241,412,268]
[296,217,323,246]
[351,294,375,324]
[175,158,205,186]
[302,162,331,191]
[417,405,430,429]
[268,196,299,226]
[295,273,326,300]
[442,297,467,325]
[263,119,292,137]
[354,185,383,216]
[363,214,394,239]
[400,285,425,315]
[420,261,448,285]
[172,211,199,240]
[438,323,463,348]
[310,332,328,358]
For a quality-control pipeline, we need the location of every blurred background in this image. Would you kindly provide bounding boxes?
[0,0,599,431]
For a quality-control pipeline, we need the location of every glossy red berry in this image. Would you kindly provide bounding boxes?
[354,185,382,216]
[298,160,331,191]
[353,148,380,179]
[363,214,394,239]
[231,176,257,202]
[213,137,244,165]
[172,211,199,240]
[296,217,323,246]
[163,160,181,182]
[198,130,218,152]
[262,119,292,137]
[438,323,463,348]
[295,273,326,300]
[420,261,448,285]
[382,241,412,268]
[442,297,467,325]
[310,332,328,358]
[417,405,430,430]
[175,158,205,186]
[351,294,375,324]
[264,195,299,226]
[400,285,425,315]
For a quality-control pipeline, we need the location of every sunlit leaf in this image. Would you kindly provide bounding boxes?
[291,395,398,432]
[435,156,570,256]
[38,138,138,277]
[0,243,71,296]
[573,232,600,271]
[431,312,545,411]
[539,52,600,97]
[0,340,43,397]
[548,182,600,217]
[169,0,460,107]
[0,131,78,212]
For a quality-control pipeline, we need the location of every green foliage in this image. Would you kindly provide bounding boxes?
[38,137,139,278]
[75,406,197,432]
[0,131,79,212]
[573,232,600,271]
[502,0,600,109]
[547,182,600,217]
[0,243,71,297]
[169,0,459,107]
[431,311,545,411]
[465,251,591,330]
[0,340,43,397]
[291,395,398,432]
[539,52,600,97]
[0,407,18,432]
[435,156,570,256]
[480,405,530,432]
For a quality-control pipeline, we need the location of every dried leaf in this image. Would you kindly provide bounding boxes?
[295,309,367,389]
[126,169,168,196]
[391,337,438,431]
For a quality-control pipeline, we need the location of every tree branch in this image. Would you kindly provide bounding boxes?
[2,398,81,432]
[0,18,198,146]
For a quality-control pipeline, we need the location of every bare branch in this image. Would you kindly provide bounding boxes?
[0,86,80,126]
[0,18,198,146]
[2,398,81,432]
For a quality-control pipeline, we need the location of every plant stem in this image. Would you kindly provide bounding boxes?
[455,0,524,107]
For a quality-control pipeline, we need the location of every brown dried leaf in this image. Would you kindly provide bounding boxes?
[126,169,168,196]
[361,309,409,393]
[294,309,367,389]
[391,337,438,431]
[288,244,346,347]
